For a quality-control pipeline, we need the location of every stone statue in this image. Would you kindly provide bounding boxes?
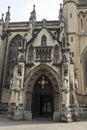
[62,65,68,92]
[59,31,63,42]
[17,65,22,76]
[63,76,68,90]
[74,68,78,92]
[75,77,78,92]
[16,78,21,89]
[10,78,13,89]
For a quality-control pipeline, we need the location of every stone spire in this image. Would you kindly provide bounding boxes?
[29,5,36,27]
[5,6,10,29]
[59,3,64,22]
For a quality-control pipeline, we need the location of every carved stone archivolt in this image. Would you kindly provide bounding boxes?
[24,64,61,93]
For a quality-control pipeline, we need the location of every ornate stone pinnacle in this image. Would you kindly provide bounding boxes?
[33,4,35,11]
[60,3,63,9]
[8,6,10,13]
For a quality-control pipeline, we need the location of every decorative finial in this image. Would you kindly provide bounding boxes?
[5,6,10,29]
[33,4,35,11]
[8,6,10,13]
[29,4,36,27]
[60,3,63,10]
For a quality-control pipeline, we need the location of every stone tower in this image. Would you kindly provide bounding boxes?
[63,0,80,88]
[63,0,87,107]
[63,0,78,33]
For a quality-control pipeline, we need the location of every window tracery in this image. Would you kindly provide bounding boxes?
[53,45,60,64]
[41,35,47,46]
[6,35,23,86]
[28,45,34,63]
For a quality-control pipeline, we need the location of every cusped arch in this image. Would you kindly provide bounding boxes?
[24,64,61,92]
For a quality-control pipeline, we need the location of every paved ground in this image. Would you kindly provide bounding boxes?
[0,115,87,130]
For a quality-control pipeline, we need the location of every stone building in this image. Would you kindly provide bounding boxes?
[0,0,87,122]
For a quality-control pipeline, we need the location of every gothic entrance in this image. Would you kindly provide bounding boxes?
[32,74,54,118]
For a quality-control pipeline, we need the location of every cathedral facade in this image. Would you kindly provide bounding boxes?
[0,0,87,122]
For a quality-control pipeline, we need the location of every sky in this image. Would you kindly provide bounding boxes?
[0,0,63,22]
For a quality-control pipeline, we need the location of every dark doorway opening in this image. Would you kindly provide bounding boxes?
[40,95,52,117]
[32,74,54,118]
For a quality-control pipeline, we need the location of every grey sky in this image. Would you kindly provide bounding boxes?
[0,0,63,22]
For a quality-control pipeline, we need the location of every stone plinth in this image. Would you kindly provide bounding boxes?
[24,111,32,120]
[53,112,60,121]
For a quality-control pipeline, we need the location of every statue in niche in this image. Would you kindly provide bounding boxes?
[75,77,78,92]
[74,68,78,92]
[63,75,68,91]
[59,21,64,42]
[10,78,13,89]
[59,31,63,42]
[62,66,68,92]
[16,77,21,89]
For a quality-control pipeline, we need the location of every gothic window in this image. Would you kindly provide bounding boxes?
[81,19,83,29]
[41,35,47,46]
[9,44,18,63]
[70,13,72,18]
[6,35,23,86]
[78,12,85,33]
[53,45,59,64]
[28,45,34,63]
[9,35,22,64]
[71,37,73,42]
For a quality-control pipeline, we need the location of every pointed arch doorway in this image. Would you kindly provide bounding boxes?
[32,74,54,118]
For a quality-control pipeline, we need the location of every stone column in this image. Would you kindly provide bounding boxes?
[53,94,60,121]
[8,62,25,120]
[19,90,23,104]
[65,80,72,122]
[10,90,16,103]
[24,92,32,120]
[60,62,72,122]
